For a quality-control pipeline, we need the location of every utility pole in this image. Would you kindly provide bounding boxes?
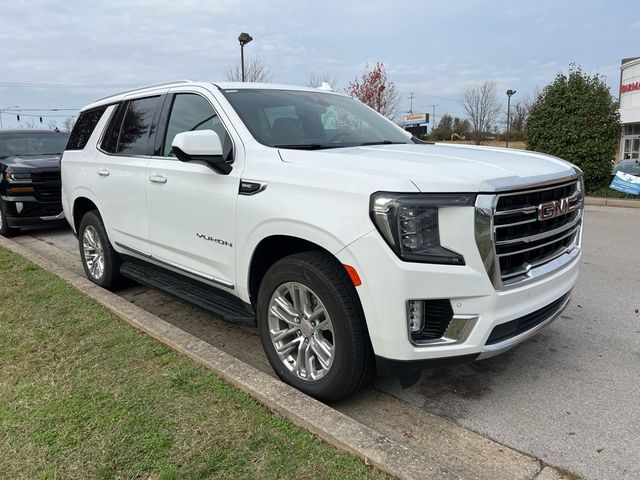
[429,104,437,132]
[408,93,415,114]
[506,89,516,148]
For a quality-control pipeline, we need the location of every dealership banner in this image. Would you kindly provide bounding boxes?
[610,171,640,195]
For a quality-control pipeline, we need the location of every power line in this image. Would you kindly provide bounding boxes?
[0,82,136,88]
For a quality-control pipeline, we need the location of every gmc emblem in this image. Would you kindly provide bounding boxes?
[537,193,580,221]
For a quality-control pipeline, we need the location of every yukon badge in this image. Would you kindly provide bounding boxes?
[196,233,232,247]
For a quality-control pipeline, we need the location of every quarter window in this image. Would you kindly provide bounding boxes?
[66,106,107,150]
[162,93,232,161]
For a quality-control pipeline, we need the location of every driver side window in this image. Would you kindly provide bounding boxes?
[162,93,233,160]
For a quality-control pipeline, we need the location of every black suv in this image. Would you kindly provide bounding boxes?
[0,129,69,236]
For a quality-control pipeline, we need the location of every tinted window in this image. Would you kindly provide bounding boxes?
[162,93,232,161]
[117,96,161,155]
[221,89,409,148]
[66,107,107,150]
[0,132,69,158]
[101,103,127,154]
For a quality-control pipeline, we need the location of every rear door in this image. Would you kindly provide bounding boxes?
[145,88,242,290]
[93,94,164,255]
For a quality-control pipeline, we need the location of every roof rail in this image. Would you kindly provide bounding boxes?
[94,79,193,102]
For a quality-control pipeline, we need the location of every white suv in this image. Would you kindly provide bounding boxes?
[61,81,583,401]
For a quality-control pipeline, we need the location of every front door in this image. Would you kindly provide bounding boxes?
[146,91,241,290]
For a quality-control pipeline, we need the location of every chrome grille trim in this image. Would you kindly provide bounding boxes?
[475,178,583,290]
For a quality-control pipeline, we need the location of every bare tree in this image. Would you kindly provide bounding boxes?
[460,80,501,144]
[47,119,57,130]
[62,116,76,133]
[345,62,400,120]
[224,57,271,83]
[23,118,35,129]
[510,94,533,132]
[306,72,337,89]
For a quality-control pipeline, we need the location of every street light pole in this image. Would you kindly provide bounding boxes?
[237,32,253,82]
[506,89,516,148]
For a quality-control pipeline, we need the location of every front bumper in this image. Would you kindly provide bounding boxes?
[335,207,580,363]
[2,196,65,228]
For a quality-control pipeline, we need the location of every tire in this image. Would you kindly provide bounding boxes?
[0,201,19,237]
[78,210,124,290]
[257,251,375,402]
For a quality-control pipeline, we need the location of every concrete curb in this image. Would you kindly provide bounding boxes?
[0,236,451,479]
[0,235,576,480]
[585,196,640,208]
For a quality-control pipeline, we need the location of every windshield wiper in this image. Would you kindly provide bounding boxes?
[273,143,343,150]
[359,140,407,146]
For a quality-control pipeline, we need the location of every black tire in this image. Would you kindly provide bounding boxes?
[257,251,375,402]
[0,201,19,237]
[78,210,124,290]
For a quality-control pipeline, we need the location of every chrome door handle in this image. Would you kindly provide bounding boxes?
[96,169,110,177]
[149,175,167,184]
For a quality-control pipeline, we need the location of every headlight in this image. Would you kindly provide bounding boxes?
[370,192,476,265]
[4,170,32,183]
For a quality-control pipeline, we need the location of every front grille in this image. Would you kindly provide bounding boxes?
[486,291,570,345]
[475,178,583,290]
[493,180,582,285]
[31,169,62,203]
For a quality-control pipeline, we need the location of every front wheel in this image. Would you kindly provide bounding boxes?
[0,201,19,237]
[257,251,374,402]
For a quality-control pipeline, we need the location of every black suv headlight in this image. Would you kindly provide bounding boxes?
[370,192,476,265]
[4,169,32,184]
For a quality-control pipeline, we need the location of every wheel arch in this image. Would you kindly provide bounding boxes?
[247,235,331,307]
[72,196,101,234]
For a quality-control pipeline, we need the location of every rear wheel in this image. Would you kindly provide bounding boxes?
[0,201,19,237]
[78,210,124,290]
[257,251,374,402]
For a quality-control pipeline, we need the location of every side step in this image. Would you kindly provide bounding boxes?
[120,261,256,326]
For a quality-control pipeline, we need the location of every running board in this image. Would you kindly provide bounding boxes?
[120,261,256,326]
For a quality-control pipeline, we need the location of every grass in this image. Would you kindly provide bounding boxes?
[0,247,387,480]
[586,185,640,200]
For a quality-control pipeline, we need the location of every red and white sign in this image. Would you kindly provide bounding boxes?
[621,82,640,95]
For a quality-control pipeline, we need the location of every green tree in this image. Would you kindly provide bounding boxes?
[452,117,471,139]
[430,114,453,140]
[525,65,620,189]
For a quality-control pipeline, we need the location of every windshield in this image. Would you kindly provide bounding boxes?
[615,160,640,175]
[0,133,68,158]
[221,89,410,149]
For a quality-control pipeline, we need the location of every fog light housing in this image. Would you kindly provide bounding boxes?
[407,299,454,343]
[407,300,424,332]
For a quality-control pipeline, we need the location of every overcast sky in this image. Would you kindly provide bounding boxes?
[0,0,638,129]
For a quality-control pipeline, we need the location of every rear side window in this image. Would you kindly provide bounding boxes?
[117,96,161,155]
[66,106,107,150]
[100,96,161,156]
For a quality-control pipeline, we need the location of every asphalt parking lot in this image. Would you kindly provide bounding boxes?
[17,204,640,480]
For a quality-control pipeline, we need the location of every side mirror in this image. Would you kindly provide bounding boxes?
[171,130,231,175]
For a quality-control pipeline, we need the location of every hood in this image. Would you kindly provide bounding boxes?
[278,143,578,192]
[1,154,61,171]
